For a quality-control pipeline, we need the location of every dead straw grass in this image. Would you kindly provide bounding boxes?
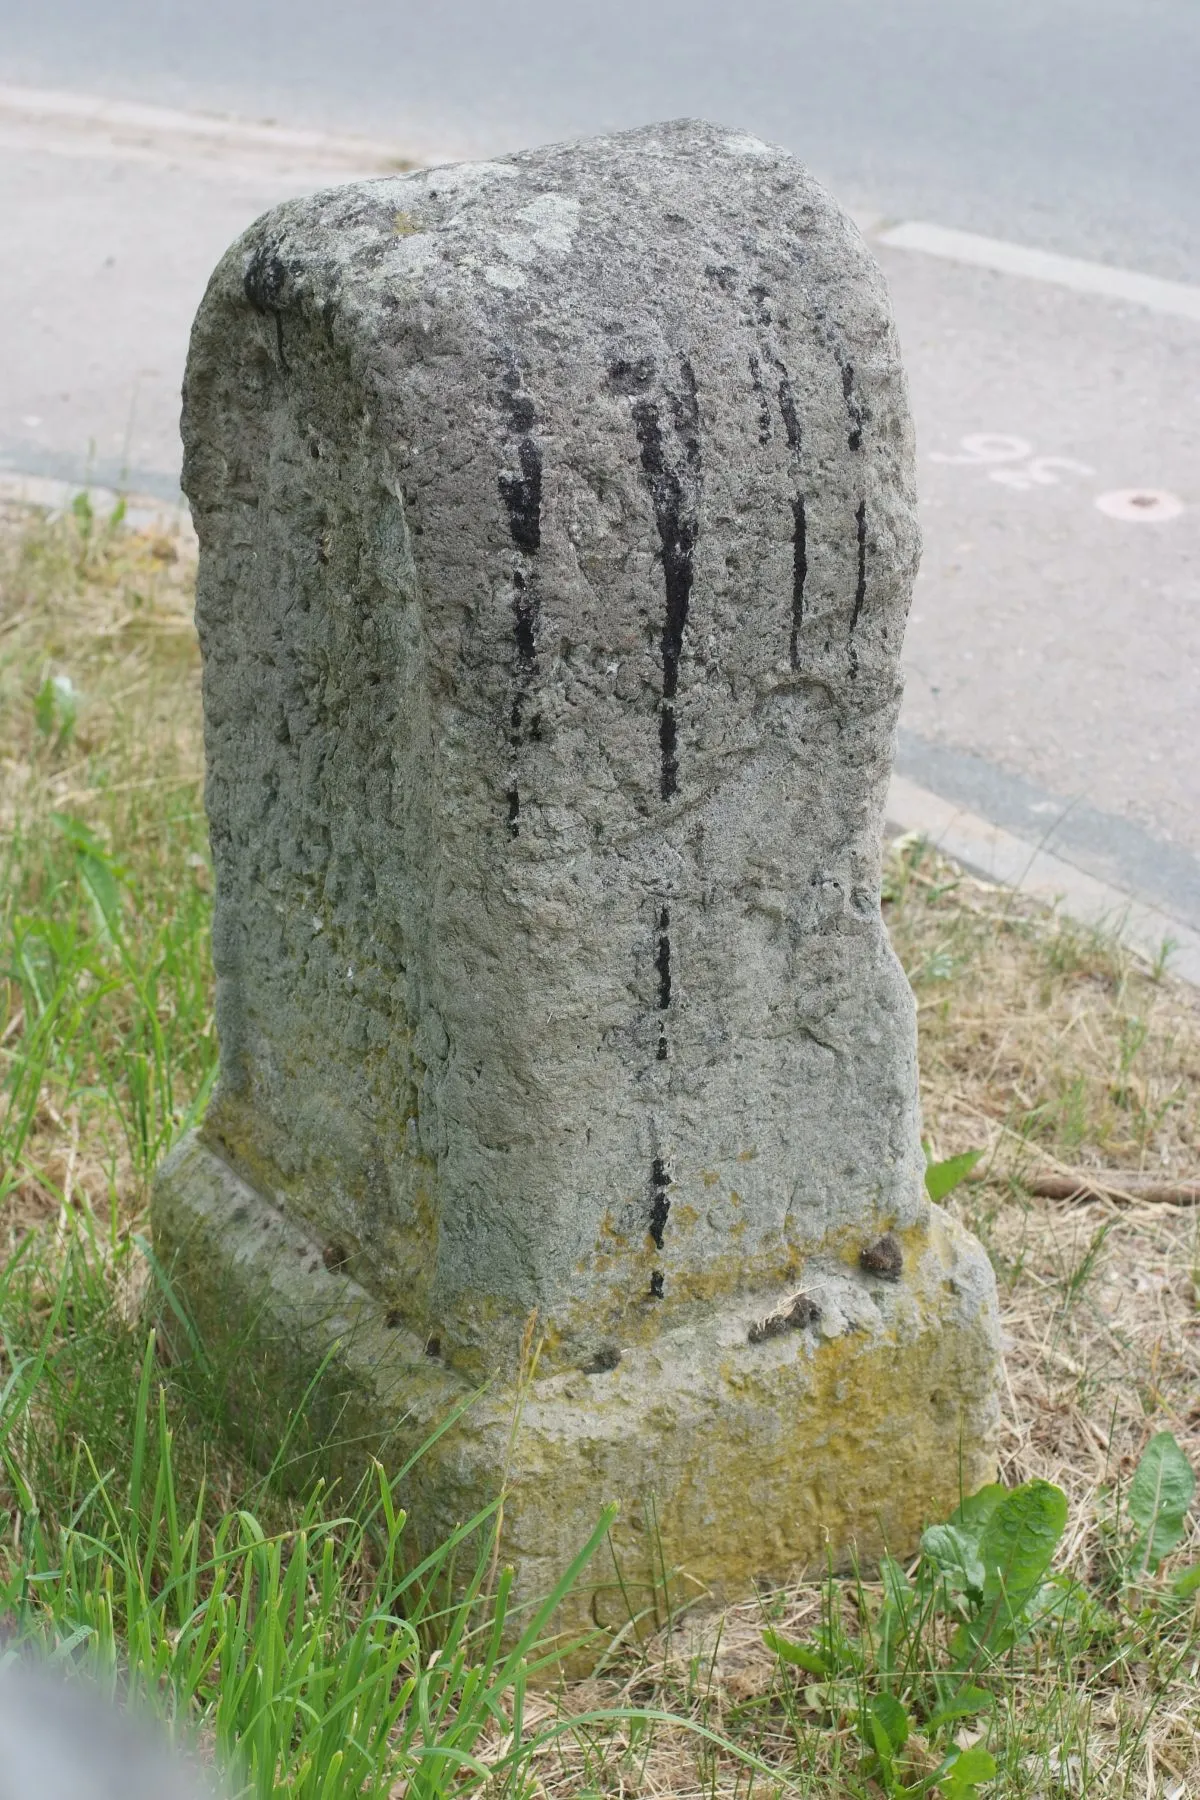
[886,841,1200,1519]
[0,497,205,1239]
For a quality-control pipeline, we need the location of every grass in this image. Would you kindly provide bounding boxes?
[0,500,1198,1796]
[0,491,213,1219]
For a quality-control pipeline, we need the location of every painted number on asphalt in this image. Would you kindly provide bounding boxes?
[928,434,1094,489]
[929,434,1186,521]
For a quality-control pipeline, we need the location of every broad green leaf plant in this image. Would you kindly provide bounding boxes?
[762,1432,1196,1798]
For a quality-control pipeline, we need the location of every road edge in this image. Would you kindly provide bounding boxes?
[886,774,1200,990]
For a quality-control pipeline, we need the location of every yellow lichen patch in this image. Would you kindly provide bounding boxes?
[155,1131,998,1676]
[485,1271,996,1655]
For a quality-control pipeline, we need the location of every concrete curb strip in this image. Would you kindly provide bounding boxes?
[0,472,194,543]
[886,773,1200,989]
[878,221,1200,323]
[0,81,417,165]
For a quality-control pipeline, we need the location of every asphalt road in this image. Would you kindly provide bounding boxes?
[1,0,1198,280]
[0,1,1197,943]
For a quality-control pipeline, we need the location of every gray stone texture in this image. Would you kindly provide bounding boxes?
[154,1130,1000,1627]
[179,119,940,1376]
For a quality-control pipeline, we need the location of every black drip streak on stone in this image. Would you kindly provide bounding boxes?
[609,359,699,1293]
[497,366,543,837]
[616,357,700,802]
[658,706,679,803]
[510,568,536,670]
[790,496,807,670]
[776,370,801,452]
[841,359,864,452]
[243,243,291,374]
[498,437,542,556]
[649,1157,671,1250]
[773,366,807,670]
[851,500,867,633]
[655,905,670,1061]
[655,907,671,1009]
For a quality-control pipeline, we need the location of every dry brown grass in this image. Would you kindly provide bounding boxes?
[887,841,1200,1516]
[893,841,1199,1185]
[0,496,206,1238]
[0,495,200,817]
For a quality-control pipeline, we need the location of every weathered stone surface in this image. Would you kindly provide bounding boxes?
[157,119,1000,1621]
[156,1132,999,1637]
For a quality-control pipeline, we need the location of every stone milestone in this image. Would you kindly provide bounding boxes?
[155,119,1000,1632]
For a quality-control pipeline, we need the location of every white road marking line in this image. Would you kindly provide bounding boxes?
[886,774,1200,990]
[878,220,1200,323]
[1094,488,1185,522]
[0,81,418,164]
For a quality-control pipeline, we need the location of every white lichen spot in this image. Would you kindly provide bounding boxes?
[484,264,528,291]
[474,193,582,288]
[514,192,581,257]
[417,160,519,196]
[391,234,439,276]
[723,132,775,159]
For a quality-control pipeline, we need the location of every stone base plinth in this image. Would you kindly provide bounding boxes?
[154,1132,1000,1648]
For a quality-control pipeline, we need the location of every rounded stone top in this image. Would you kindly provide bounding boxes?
[233,117,881,321]
[187,120,904,498]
